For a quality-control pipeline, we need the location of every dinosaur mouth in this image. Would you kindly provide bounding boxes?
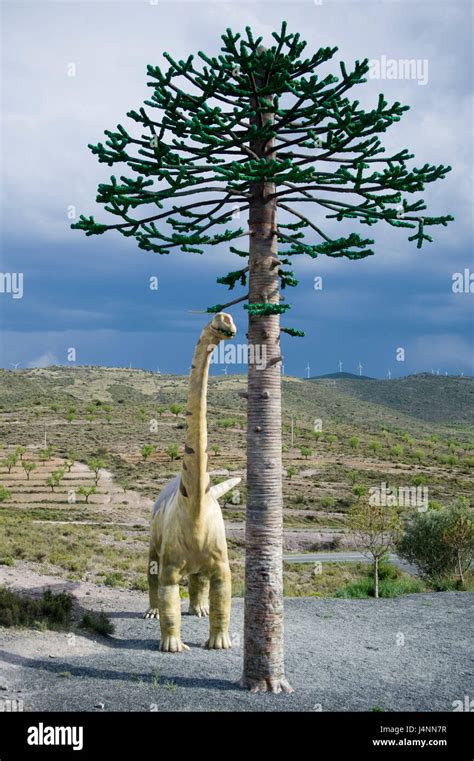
[212,324,236,338]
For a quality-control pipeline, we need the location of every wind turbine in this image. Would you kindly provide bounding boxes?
[281,363,285,376]
[10,363,20,371]
[387,369,392,380]
[156,366,161,374]
[338,360,343,373]
[305,363,310,379]
[222,366,228,376]
[357,362,363,377]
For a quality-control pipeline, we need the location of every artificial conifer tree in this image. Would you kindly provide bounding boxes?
[73,23,453,693]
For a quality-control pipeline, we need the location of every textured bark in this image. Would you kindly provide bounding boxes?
[241,62,292,693]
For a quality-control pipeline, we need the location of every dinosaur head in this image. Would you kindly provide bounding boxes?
[208,312,237,341]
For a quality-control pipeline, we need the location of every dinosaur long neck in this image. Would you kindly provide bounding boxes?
[180,327,218,507]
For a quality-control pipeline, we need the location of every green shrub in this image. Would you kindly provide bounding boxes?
[0,587,73,629]
[398,498,473,585]
[0,486,11,502]
[80,611,115,637]
[103,572,125,588]
[335,575,424,599]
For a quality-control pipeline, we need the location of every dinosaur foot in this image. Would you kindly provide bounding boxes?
[159,635,189,653]
[238,676,294,694]
[144,608,159,619]
[188,604,209,618]
[205,631,231,649]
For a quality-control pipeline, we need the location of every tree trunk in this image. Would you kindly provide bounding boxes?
[457,550,464,587]
[374,556,379,599]
[240,57,292,693]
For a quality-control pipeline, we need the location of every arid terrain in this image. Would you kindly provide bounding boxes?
[0,367,473,711]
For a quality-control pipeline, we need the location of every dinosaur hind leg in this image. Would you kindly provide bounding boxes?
[188,574,210,617]
[144,550,160,619]
[205,563,232,649]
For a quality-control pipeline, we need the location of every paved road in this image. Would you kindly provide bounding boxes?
[283,551,417,573]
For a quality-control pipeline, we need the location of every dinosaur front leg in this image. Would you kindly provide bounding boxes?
[188,574,210,617]
[144,551,159,619]
[158,567,189,652]
[206,563,232,649]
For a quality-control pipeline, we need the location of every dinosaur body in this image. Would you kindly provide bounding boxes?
[144,313,240,652]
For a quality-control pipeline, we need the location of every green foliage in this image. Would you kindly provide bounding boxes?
[46,469,65,492]
[397,498,474,584]
[0,486,11,502]
[349,436,360,450]
[73,22,452,325]
[140,444,156,461]
[169,403,185,417]
[165,444,180,461]
[78,485,97,503]
[0,587,73,629]
[300,446,312,459]
[80,610,115,636]
[3,453,19,472]
[87,458,105,484]
[336,575,424,599]
[216,417,238,428]
[286,465,297,479]
[22,461,37,480]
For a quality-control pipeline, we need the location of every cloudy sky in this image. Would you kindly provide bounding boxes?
[1,0,472,377]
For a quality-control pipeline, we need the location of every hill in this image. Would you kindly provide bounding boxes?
[309,372,374,381]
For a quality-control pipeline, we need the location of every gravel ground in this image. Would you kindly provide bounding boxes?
[0,577,472,712]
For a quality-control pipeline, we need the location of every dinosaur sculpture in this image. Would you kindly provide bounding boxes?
[144,312,241,652]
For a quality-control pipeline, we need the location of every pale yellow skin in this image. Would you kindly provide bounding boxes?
[144,313,240,652]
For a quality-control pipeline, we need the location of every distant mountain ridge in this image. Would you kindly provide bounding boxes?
[308,371,374,381]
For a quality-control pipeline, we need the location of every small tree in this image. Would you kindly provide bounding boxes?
[87,458,105,485]
[348,470,359,485]
[165,444,180,461]
[170,403,185,417]
[15,446,27,460]
[64,459,74,473]
[210,444,221,457]
[352,483,368,502]
[349,501,402,597]
[141,444,157,461]
[3,453,18,473]
[286,465,297,480]
[78,485,97,504]
[349,436,360,450]
[300,446,311,459]
[157,405,167,417]
[22,462,37,480]
[39,447,53,462]
[46,470,64,492]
